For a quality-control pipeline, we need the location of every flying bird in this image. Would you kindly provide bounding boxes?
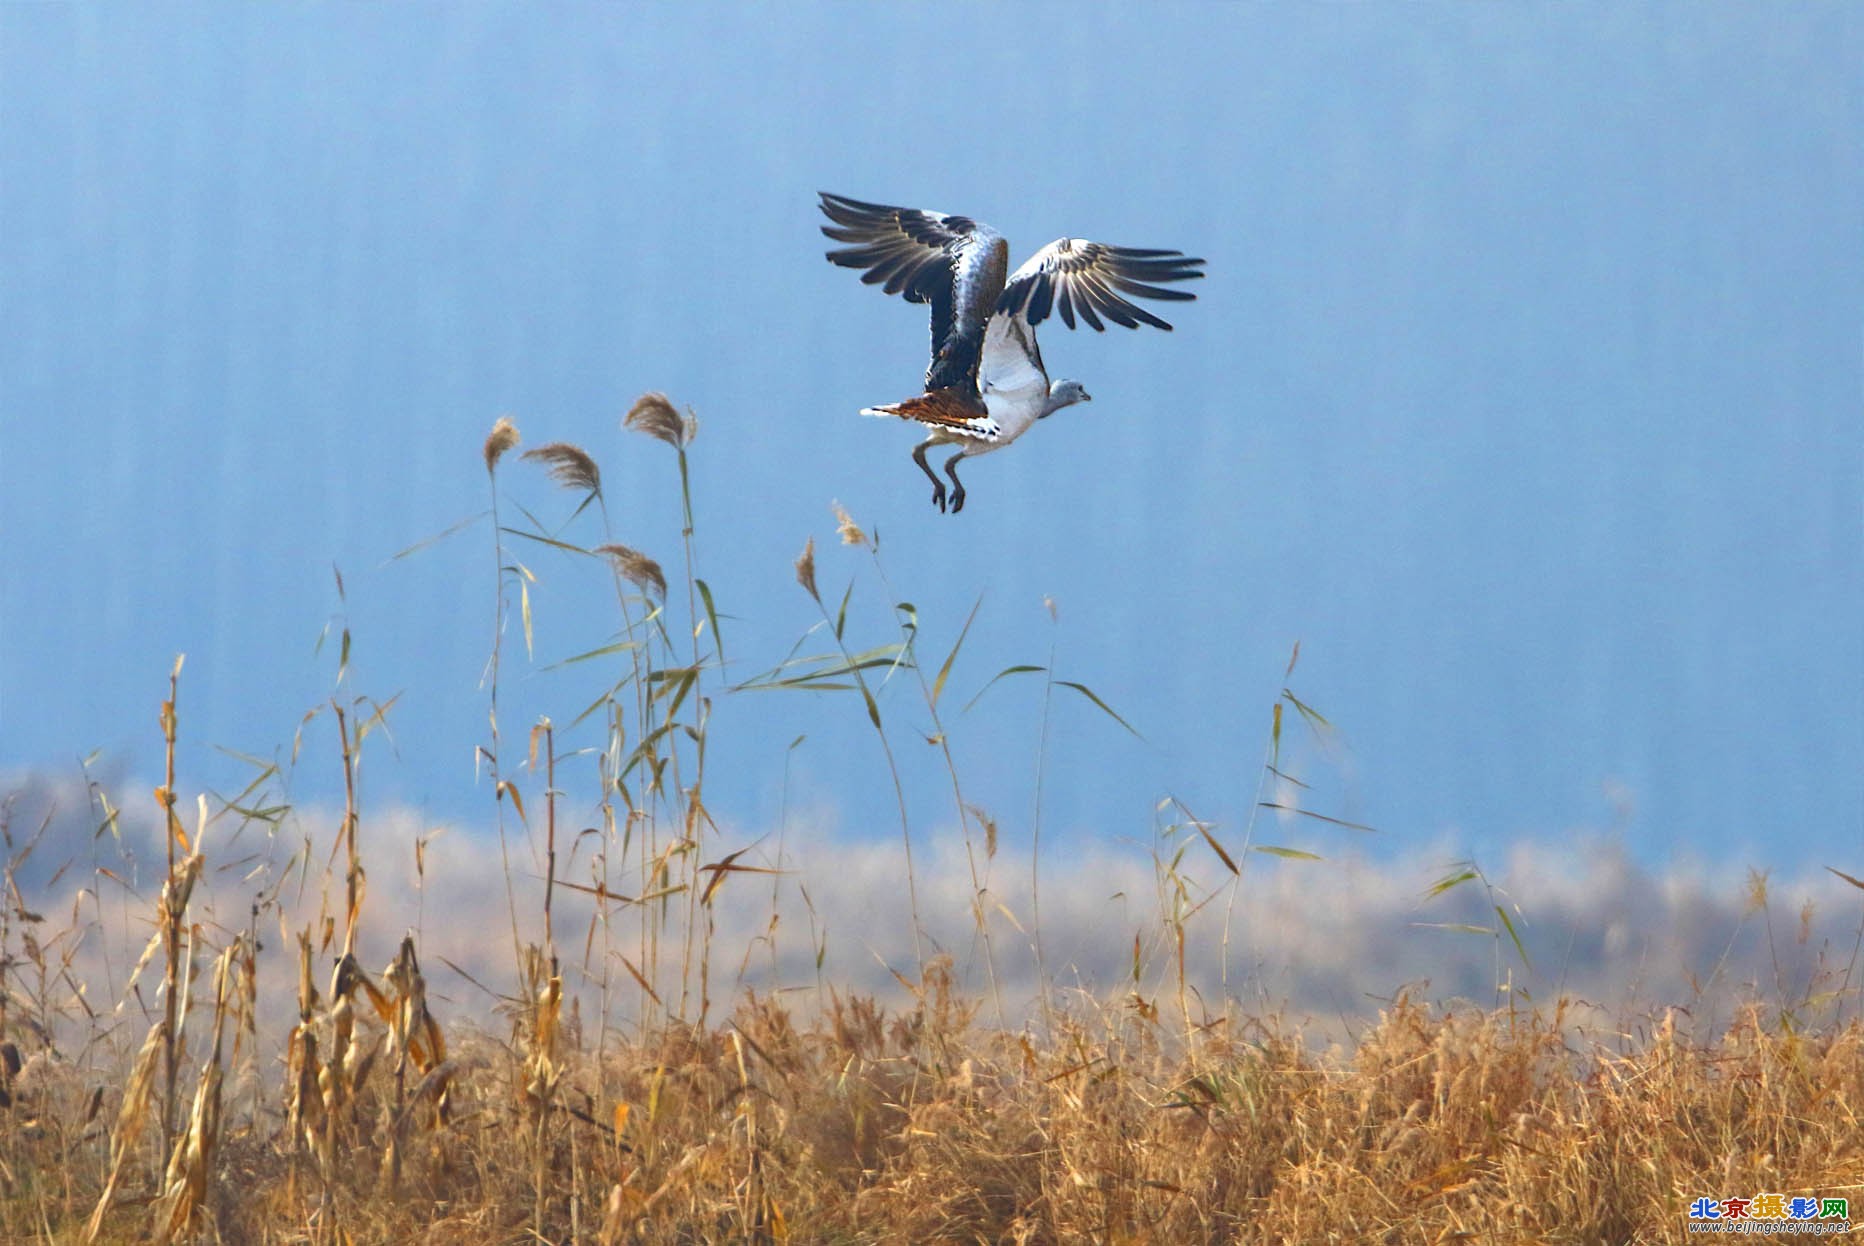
[819,192,1205,513]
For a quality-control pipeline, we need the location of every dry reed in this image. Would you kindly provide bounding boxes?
[11,394,1862,1245]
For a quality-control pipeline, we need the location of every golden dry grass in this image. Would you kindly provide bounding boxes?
[8,976,1864,1243]
[5,398,1860,1243]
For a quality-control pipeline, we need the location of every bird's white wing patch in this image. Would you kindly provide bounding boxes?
[979,313,1048,400]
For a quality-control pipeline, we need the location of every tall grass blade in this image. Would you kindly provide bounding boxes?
[1281,689,1331,733]
[1495,903,1533,972]
[1252,845,1324,861]
[1193,820,1239,875]
[1426,868,1481,897]
[696,578,725,661]
[1057,680,1143,739]
[388,511,486,562]
[961,664,1046,713]
[1257,803,1377,833]
[505,527,597,558]
[932,597,983,709]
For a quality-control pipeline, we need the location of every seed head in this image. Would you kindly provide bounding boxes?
[483,417,520,474]
[794,536,818,602]
[624,393,695,449]
[832,501,867,547]
[522,443,602,495]
[597,544,666,600]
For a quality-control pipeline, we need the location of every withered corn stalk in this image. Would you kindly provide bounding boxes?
[152,936,243,1244]
[83,1018,166,1244]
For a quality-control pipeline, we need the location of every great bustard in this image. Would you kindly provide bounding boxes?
[819,192,1205,513]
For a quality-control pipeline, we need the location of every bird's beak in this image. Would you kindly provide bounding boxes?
[1081,391,1093,402]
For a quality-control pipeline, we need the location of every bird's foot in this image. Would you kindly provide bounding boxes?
[949,487,966,514]
[930,482,947,512]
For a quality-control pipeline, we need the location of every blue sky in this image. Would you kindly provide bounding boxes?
[2,5,1859,882]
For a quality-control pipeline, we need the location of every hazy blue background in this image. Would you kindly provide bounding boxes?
[3,5,1859,881]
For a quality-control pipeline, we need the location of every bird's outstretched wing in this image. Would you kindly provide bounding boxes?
[819,192,1010,398]
[997,239,1205,332]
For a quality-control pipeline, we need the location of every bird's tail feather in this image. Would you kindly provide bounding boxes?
[858,390,997,436]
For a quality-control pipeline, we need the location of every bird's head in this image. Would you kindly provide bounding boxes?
[1044,379,1092,415]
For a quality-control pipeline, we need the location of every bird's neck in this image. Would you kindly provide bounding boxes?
[1039,389,1082,419]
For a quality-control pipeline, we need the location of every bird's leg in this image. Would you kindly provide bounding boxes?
[912,441,947,512]
[943,450,968,514]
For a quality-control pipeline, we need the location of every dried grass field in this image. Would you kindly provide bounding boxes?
[5,398,1861,1244]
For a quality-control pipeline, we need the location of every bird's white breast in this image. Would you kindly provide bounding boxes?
[975,313,1050,452]
[967,388,1046,455]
